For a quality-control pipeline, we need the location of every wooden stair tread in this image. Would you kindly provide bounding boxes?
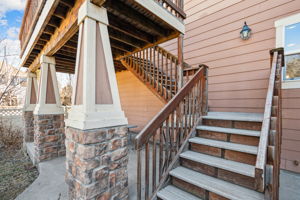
[170,167,264,200]
[203,112,263,122]
[180,151,255,177]
[189,137,258,155]
[157,185,202,200]
[197,125,260,137]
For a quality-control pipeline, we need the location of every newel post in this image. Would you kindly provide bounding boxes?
[65,1,128,199]
[177,34,184,89]
[201,64,209,115]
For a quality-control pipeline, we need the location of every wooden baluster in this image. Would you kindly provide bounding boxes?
[150,47,153,86]
[170,56,174,99]
[153,47,156,89]
[137,149,141,200]
[157,48,160,93]
[184,94,189,140]
[161,49,164,97]
[159,126,163,180]
[165,117,170,168]
[166,54,169,100]
[170,111,175,157]
[146,48,151,82]
[145,142,149,199]
[175,104,180,152]
[143,50,146,80]
[152,132,157,193]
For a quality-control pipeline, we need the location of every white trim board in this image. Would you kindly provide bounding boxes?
[275,13,300,89]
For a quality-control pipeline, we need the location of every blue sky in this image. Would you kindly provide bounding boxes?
[0,10,23,40]
[0,0,25,66]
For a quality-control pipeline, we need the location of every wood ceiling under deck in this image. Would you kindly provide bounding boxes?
[23,0,182,74]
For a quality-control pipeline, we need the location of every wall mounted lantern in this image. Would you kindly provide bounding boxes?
[240,22,251,40]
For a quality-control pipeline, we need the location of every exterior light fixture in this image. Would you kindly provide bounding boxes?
[240,21,251,40]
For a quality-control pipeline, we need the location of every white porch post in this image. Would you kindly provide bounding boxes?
[65,1,128,200]
[23,72,38,143]
[34,55,64,115]
[66,2,127,130]
[33,55,65,163]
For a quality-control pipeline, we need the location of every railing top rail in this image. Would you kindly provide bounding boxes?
[127,45,193,70]
[135,65,206,149]
[255,48,284,170]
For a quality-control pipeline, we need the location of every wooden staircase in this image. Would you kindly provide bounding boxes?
[158,112,265,200]
[121,46,198,102]
[134,48,284,200]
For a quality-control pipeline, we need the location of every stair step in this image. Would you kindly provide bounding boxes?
[157,185,202,200]
[203,112,263,122]
[197,125,260,137]
[189,137,258,155]
[170,167,264,200]
[180,151,255,177]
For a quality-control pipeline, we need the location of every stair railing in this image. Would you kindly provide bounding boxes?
[134,65,208,200]
[121,46,192,102]
[255,48,284,199]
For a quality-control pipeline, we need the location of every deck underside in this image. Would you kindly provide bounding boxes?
[22,0,182,74]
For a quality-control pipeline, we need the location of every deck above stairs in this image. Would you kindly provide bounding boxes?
[157,112,265,200]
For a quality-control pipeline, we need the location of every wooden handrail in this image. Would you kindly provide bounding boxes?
[255,48,284,194]
[135,66,206,149]
[134,65,208,200]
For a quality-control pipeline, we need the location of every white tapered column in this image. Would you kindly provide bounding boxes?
[66,1,127,130]
[34,55,63,115]
[23,72,38,143]
[65,2,128,200]
[24,72,38,111]
[33,55,65,163]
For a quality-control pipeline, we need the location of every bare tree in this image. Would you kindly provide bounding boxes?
[0,45,26,106]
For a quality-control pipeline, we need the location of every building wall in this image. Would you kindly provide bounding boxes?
[281,88,300,173]
[116,70,165,132]
[160,0,300,172]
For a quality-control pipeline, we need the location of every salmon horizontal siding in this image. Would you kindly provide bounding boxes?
[116,71,165,132]
[281,88,300,172]
[161,0,300,173]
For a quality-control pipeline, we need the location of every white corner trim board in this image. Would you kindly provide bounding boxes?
[134,0,185,34]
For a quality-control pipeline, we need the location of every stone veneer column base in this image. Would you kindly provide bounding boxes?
[23,111,35,143]
[65,126,128,200]
[34,114,66,162]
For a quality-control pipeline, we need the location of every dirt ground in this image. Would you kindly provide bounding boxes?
[0,148,38,200]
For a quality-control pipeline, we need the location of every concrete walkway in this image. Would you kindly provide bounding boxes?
[279,170,300,200]
[16,144,300,200]
[16,157,68,200]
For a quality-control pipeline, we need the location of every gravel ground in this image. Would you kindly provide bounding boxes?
[0,148,38,200]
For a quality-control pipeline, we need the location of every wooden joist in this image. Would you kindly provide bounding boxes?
[105,0,167,37]
[108,13,154,44]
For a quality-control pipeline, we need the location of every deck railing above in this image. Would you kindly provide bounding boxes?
[19,0,46,54]
[154,0,186,20]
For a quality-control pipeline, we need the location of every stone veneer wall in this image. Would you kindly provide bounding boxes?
[34,114,66,162]
[65,126,128,200]
[23,111,35,142]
